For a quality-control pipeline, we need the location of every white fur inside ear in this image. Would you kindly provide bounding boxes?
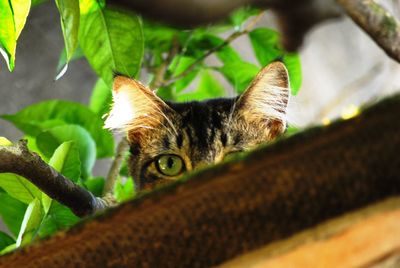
[239,62,290,130]
[104,77,176,136]
[247,83,290,126]
[104,86,138,131]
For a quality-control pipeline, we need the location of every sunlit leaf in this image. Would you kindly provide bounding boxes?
[84,177,104,197]
[55,0,79,79]
[282,53,302,95]
[114,177,134,203]
[89,78,112,116]
[1,100,114,158]
[38,202,79,238]
[16,198,43,247]
[0,232,14,252]
[0,173,41,205]
[10,0,31,39]
[176,70,225,101]
[79,0,144,85]
[0,193,27,237]
[0,0,16,71]
[0,137,12,146]
[168,56,199,93]
[36,125,95,179]
[55,46,84,80]
[249,28,302,94]
[42,141,81,214]
[218,61,259,93]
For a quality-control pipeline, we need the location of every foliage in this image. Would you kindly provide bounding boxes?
[0,1,303,253]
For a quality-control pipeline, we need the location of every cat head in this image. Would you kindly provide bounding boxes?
[105,62,290,190]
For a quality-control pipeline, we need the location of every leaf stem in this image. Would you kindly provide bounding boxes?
[0,140,111,217]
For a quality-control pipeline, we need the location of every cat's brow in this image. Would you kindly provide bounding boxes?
[176,133,183,148]
[162,136,170,150]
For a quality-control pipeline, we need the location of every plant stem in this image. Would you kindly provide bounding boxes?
[159,11,265,87]
[102,137,130,196]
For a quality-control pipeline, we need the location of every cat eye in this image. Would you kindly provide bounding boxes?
[156,154,184,177]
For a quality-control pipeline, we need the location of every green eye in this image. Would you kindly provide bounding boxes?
[156,155,184,176]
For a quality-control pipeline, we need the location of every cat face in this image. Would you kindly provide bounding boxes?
[105,62,290,190]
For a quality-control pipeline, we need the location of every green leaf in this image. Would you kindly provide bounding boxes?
[168,56,199,93]
[38,202,79,238]
[32,0,46,6]
[55,0,79,61]
[79,0,144,85]
[249,28,302,94]
[0,243,16,255]
[249,28,281,66]
[55,45,84,80]
[0,173,42,205]
[218,61,259,93]
[143,21,179,52]
[36,125,95,179]
[156,86,175,101]
[0,193,27,237]
[0,0,16,71]
[185,34,241,64]
[114,177,134,203]
[1,100,114,158]
[282,53,302,95]
[229,7,259,29]
[55,0,79,80]
[0,137,12,146]
[84,177,104,197]
[89,78,112,116]
[42,141,81,214]
[177,70,225,101]
[16,198,43,247]
[0,232,14,252]
[10,0,31,39]
[49,141,81,182]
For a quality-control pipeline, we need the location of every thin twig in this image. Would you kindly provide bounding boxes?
[103,137,130,196]
[337,0,400,63]
[150,36,180,89]
[159,11,265,88]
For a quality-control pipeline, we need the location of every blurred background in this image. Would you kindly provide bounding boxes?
[0,1,399,232]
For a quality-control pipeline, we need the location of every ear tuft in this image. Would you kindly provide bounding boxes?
[237,62,290,138]
[104,76,172,140]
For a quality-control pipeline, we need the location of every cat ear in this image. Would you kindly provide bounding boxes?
[104,76,171,141]
[236,61,290,139]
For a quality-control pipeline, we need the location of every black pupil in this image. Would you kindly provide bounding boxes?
[167,157,174,168]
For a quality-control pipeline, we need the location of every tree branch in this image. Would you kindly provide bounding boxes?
[337,0,400,63]
[0,141,112,217]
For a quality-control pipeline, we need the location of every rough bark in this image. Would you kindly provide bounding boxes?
[0,141,108,217]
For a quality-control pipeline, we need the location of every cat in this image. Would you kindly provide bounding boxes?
[105,62,290,190]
